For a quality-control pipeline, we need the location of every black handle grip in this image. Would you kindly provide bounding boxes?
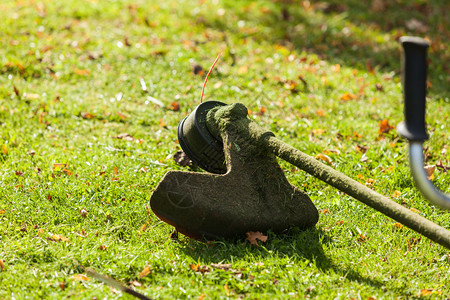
[397,36,429,141]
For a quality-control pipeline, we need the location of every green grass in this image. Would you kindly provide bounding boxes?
[0,0,449,298]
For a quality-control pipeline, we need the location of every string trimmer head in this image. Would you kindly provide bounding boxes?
[151,102,318,240]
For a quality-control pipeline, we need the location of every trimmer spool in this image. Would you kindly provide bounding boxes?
[177,100,227,174]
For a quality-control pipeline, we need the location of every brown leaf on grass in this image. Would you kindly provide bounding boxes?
[173,150,192,167]
[168,101,180,111]
[130,280,142,287]
[190,264,211,274]
[0,209,5,214]
[392,190,402,198]
[246,231,268,246]
[73,274,89,281]
[25,93,40,100]
[2,145,7,155]
[315,153,333,164]
[420,289,441,296]
[321,209,330,214]
[378,119,394,134]
[257,106,267,116]
[198,293,206,300]
[357,233,367,242]
[139,222,147,233]
[340,92,357,101]
[98,245,108,251]
[80,112,96,119]
[311,129,326,136]
[0,260,4,270]
[74,68,90,76]
[50,234,69,242]
[112,133,134,141]
[410,207,421,214]
[53,163,68,171]
[116,112,128,120]
[139,266,151,278]
[238,65,249,75]
[424,165,435,180]
[393,223,403,230]
[62,169,72,176]
[355,144,369,153]
[224,284,231,296]
[114,166,118,175]
[80,208,87,218]
[59,282,66,290]
[366,60,375,74]
[375,83,383,91]
[13,85,20,97]
[436,161,449,173]
[191,63,204,76]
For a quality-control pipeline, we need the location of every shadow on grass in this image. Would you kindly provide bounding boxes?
[178,227,385,292]
[204,0,448,96]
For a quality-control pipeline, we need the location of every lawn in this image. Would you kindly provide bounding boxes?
[0,0,449,298]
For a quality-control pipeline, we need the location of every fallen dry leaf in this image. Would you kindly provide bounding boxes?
[246,231,268,246]
[315,153,333,164]
[53,163,68,171]
[139,222,148,233]
[112,133,134,141]
[393,223,403,229]
[98,245,107,251]
[420,289,441,296]
[13,85,20,97]
[238,65,248,74]
[198,293,206,300]
[139,265,151,278]
[392,190,402,198]
[410,207,421,214]
[0,259,4,270]
[80,208,87,218]
[340,92,357,101]
[424,165,435,180]
[378,119,394,134]
[50,234,69,242]
[25,93,40,100]
[173,150,192,167]
[80,112,96,119]
[311,128,326,136]
[168,101,180,111]
[0,209,5,214]
[130,280,142,287]
[72,274,90,281]
[74,68,91,76]
[190,264,211,274]
[321,209,330,214]
[191,63,204,76]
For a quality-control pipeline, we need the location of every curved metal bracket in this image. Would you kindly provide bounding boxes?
[409,142,450,209]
